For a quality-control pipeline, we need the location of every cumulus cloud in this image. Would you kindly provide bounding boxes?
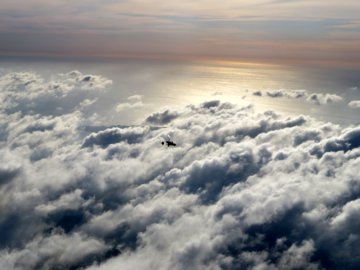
[0,70,111,115]
[82,126,150,148]
[253,90,262,96]
[287,89,308,99]
[266,90,285,98]
[1,70,360,270]
[348,100,360,108]
[252,89,343,106]
[0,232,108,270]
[306,93,343,105]
[145,109,180,125]
[115,95,145,112]
[253,89,307,99]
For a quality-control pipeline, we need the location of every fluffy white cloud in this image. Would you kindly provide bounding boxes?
[287,89,308,99]
[348,100,360,108]
[1,70,360,270]
[0,232,108,270]
[115,95,145,112]
[0,70,111,115]
[306,93,343,105]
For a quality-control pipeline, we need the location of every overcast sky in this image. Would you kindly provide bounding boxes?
[1,0,360,65]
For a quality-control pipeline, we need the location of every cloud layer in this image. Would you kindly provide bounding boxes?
[1,71,360,270]
[0,70,111,115]
[252,89,343,105]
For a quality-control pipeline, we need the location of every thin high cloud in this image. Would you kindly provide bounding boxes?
[1,70,360,269]
[0,1,359,64]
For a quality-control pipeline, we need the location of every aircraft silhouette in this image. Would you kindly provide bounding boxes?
[161,135,176,147]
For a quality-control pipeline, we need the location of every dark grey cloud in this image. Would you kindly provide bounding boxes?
[253,89,307,99]
[1,70,360,270]
[309,126,360,157]
[253,90,262,96]
[267,90,284,98]
[145,109,180,125]
[82,126,149,148]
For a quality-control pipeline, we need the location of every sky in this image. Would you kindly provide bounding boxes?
[1,1,360,270]
[1,0,360,65]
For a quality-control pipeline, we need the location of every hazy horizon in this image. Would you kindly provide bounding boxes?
[1,0,360,66]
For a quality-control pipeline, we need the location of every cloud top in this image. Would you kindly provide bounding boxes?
[348,100,360,108]
[306,93,343,105]
[1,70,360,270]
[252,89,344,106]
[0,70,111,115]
